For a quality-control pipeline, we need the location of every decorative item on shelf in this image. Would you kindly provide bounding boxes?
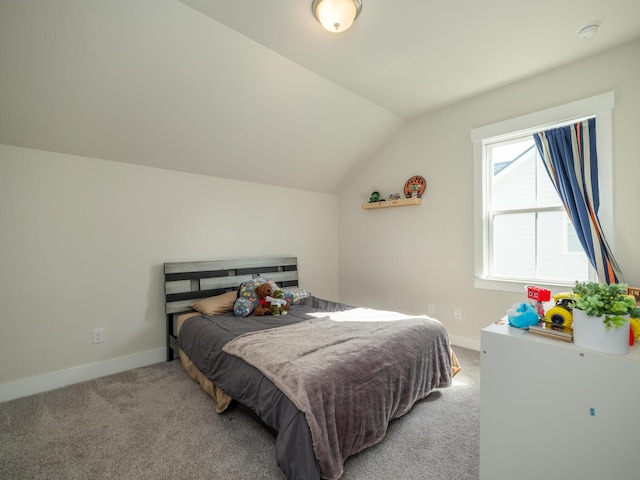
[388,193,401,200]
[369,191,381,203]
[570,281,640,355]
[404,175,426,198]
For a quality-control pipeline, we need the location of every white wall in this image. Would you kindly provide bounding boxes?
[0,145,339,396]
[4,40,639,399]
[338,40,640,345]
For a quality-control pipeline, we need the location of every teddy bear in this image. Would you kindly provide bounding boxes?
[254,283,274,316]
[267,289,289,316]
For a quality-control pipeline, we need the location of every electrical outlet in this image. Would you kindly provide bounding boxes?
[454,309,462,320]
[92,328,104,344]
[428,304,436,315]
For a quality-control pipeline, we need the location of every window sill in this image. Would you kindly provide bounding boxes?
[473,277,576,294]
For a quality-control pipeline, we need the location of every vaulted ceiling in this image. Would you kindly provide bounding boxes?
[1,0,639,193]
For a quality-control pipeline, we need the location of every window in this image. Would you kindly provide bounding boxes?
[471,92,614,293]
[487,131,590,283]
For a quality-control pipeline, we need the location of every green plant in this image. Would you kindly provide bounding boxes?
[571,281,640,329]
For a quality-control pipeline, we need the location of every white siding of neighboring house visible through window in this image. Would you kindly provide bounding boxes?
[489,141,589,283]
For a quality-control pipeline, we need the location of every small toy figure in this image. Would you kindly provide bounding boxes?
[526,285,551,321]
[267,289,289,316]
[369,191,380,202]
[388,193,401,200]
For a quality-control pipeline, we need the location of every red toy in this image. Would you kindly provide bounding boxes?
[527,285,551,302]
[527,285,552,321]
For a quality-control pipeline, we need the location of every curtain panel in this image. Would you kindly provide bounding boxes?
[533,118,623,284]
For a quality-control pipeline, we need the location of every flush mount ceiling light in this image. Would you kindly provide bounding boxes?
[312,0,362,33]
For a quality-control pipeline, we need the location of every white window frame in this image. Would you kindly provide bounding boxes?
[471,91,615,293]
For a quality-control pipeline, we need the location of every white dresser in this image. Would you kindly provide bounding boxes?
[480,322,640,480]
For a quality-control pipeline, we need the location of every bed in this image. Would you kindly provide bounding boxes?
[165,256,459,480]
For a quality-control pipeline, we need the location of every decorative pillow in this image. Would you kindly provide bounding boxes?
[233,278,311,316]
[233,277,277,317]
[233,296,255,318]
[282,287,312,305]
[190,291,237,316]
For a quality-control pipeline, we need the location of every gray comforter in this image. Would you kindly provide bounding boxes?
[223,310,453,480]
[178,297,453,480]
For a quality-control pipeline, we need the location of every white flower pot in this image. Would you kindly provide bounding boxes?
[572,309,630,355]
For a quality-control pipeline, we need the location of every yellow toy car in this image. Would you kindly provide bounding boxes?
[544,293,577,327]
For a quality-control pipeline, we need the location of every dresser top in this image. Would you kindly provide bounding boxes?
[482,320,640,363]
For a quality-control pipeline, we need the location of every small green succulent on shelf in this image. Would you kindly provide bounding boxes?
[571,281,640,329]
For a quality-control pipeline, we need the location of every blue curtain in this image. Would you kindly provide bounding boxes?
[533,118,623,283]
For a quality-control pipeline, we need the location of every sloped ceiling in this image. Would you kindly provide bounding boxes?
[1,0,639,193]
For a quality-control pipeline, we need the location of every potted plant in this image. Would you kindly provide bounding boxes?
[570,281,639,355]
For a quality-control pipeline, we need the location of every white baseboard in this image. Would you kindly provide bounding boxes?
[0,348,166,403]
[449,333,481,351]
[1,337,479,403]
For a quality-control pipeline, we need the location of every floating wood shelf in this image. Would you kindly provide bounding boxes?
[361,197,422,209]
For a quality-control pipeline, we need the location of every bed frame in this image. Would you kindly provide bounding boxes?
[163,256,299,361]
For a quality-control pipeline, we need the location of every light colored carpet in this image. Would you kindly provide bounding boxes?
[0,346,479,480]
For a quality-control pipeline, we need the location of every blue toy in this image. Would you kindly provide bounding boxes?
[507,302,539,328]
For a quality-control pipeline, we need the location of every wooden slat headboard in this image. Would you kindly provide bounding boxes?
[163,256,299,361]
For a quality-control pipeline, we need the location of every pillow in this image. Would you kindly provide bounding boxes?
[233,278,273,317]
[190,291,237,316]
[282,287,311,305]
[233,296,256,318]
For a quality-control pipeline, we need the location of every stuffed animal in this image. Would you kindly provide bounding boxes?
[507,302,539,328]
[254,283,274,316]
[267,289,289,316]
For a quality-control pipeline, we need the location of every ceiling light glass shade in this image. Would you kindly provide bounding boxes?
[312,0,362,33]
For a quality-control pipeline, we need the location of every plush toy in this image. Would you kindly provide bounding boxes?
[507,302,539,328]
[267,289,289,316]
[254,283,274,316]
